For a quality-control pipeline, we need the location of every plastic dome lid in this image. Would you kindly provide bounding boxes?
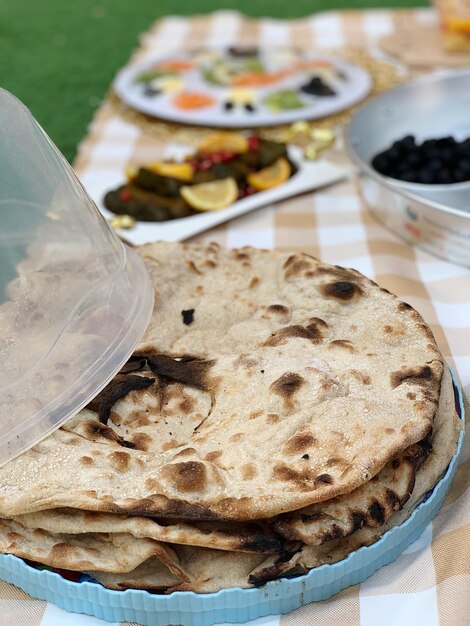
[0,89,154,466]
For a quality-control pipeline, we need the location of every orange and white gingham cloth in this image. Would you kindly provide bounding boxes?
[1,8,469,626]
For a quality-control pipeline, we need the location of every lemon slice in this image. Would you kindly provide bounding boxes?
[247,157,291,191]
[198,132,249,154]
[148,161,194,182]
[181,178,238,211]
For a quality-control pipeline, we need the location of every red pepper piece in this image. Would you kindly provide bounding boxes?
[247,136,260,152]
[119,189,133,202]
[220,150,236,162]
[199,159,213,171]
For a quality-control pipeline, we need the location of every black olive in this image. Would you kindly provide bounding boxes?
[391,140,406,153]
[452,168,468,183]
[424,147,442,160]
[440,147,455,162]
[417,169,435,184]
[143,86,160,97]
[436,169,452,184]
[427,159,443,172]
[371,154,390,174]
[459,139,470,155]
[387,146,402,161]
[400,135,416,151]
[421,139,438,150]
[458,158,470,174]
[405,152,422,167]
[399,170,418,182]
[395,162,410,175]
[300,76,336,97]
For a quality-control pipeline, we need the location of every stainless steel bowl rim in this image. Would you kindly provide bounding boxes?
[387,176,470,193]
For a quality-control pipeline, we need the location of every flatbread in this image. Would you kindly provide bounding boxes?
[91,558,182,591]
[273,439,429,545]
[88,380,460,593]
[88,383,460,595]
[12,509,281,554]
[0,518,189,579]
[404,367,462,512]
[0,243,444,521]
[250,369,462,585]
[90,547,265,594]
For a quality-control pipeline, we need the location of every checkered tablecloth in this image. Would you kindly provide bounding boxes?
[1,8,469,626]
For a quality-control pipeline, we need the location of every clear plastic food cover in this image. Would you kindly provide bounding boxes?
[0,89,154,466]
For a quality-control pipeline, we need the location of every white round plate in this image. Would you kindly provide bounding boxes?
[113,47,372,128]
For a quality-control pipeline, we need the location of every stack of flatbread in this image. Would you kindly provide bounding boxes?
[0,242,461,594]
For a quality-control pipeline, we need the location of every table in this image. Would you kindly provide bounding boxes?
[1,8,469,626]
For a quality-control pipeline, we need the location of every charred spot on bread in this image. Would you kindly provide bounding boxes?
[283,432,317,455]
[320,281,363,301]
[139,353,215,390]
[368,500,386,525]
[82,420,137,450]
[270,372,305,399]
[241,535,284,554]
[119,358,147,374]
[181,309,195,325]
[390,365,433,389]
[161,461,208,493]
[87,374,155,425]
[262,324,325,347]
[315,473,333,484]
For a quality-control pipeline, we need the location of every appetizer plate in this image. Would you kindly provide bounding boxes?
[0,370,464,626]
[113,47,372,128]
[93,146,351,245]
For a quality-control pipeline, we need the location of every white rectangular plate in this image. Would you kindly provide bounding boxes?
[90,146,351,245]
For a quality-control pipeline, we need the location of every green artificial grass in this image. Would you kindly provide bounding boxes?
[0,0,426,162]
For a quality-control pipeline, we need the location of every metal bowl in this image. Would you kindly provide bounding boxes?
[346,69,470,268]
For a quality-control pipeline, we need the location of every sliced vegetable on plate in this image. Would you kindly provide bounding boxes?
[181,177,239,211]
[198,132,249,154]
[172,91,217,110]
[154,59,195,73]
[247,157,291,191]
[146,161,194,181]
[264,89,305,112]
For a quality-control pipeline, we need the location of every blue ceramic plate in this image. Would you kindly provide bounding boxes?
[0,370,464,626]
